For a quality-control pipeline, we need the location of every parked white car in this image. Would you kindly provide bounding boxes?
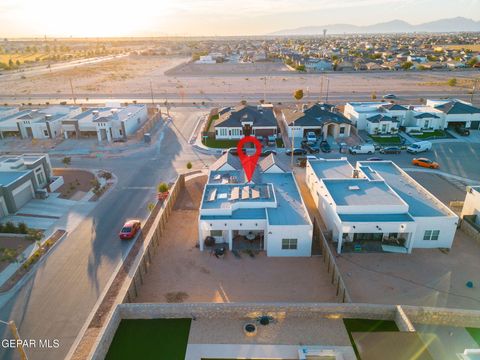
[407,141,432,154]
[348,144,375,155]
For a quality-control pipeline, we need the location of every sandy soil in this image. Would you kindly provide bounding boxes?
[1,55,478,104]
[134,175,338,304]
[336,229,480,310]
[53,168,95,199]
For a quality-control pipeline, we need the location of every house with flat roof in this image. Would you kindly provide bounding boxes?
[199,153,312,256]
[16,106,82,139]
[62,104,148,142]
[306,158,458,253]
[213,104,279,141]
[281,103,352,140]
[461,186,480,227]
[0,154,57,216]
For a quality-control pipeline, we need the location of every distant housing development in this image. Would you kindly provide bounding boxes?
[306,158,458,253]
[198,153,312,256]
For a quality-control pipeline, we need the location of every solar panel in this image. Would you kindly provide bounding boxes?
[242,186,250,200]
[252,189,260,199]
[208,188,217,202]
[230,187,240,200]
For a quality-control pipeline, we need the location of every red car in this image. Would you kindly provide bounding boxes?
[119,220,141,240]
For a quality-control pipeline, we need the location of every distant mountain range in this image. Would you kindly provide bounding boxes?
[269,17,480,35]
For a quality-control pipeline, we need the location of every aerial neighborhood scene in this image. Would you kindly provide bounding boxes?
[1,1,480,359]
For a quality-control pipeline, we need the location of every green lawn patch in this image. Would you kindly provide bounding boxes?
[105,319,191,360]
[202,137,238,148]
[276,138,284,148]
[343,318,399,359]
[410,130,446,139]
[369,135,402,144]
[466,327,480,346]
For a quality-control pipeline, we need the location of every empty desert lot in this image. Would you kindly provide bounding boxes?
[134,175,338,304]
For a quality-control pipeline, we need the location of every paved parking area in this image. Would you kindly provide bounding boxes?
[335,230,480,310]
[134,176,338,304]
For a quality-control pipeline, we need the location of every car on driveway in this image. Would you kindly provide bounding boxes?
[286,148,307,156]
[412,158,439,169]
[380,146,401,154]
[119,220,141,240]
[455,126,470,136]
[319,140,332,153]
[260,149,277,157]
[303,143,320,154]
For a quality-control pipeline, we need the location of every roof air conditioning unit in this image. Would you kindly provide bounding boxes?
[348,185,360,191]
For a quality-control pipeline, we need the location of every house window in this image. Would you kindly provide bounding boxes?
[228,130,231,136]
[339,126,345,134]
[423,230,440,240]
[43,130,49,136]
[215,129,218,136]
[119,129,123,136]
[282,238,298,250]
[424,120,429,128]
[381,124,387,133]
[210,230,222,237]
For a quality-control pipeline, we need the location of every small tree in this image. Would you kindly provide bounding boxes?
[448,78,457,87]
[157,182,169,193]
[186,162,193,170]
[62,157,71,167]
[147,202,156,212]
[371,92,377,100]
[401,61,413,70]
[293,89,304,110]
[91,178,101,194]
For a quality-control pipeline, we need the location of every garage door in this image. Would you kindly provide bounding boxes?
[471,121,480,130]
[14,185,33,210]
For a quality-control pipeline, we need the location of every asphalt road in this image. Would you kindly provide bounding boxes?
[0,109,211,360]
[0,90,477,107]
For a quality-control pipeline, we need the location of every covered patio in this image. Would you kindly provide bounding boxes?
[339,232,411,254]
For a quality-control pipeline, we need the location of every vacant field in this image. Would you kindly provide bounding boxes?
[440,44,480,51]
[166,61,289,76]
[0,53,50,65]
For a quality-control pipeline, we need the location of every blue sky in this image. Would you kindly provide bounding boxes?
[0,0,479,37]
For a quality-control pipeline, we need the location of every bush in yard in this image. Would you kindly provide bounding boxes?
[448,78,457,87]
[186,162,192,170]
[100,171,112,180]
[26,229,43,241]
[157,182,169,193]
[62,157,71,167]
[147,202,156,212]
[4,222,16,234]
[91,178,101,194]
[17,222,28,234]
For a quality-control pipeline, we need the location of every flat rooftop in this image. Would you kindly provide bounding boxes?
[201,183,275,210]
[0,171,30,186]
[262,172,311,226]
[323,178,404,207]
[74,105,145,123]
[0,110,30,123]
[309,159,354,179]
[359,161,450,217]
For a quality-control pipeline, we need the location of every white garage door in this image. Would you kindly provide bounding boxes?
[14,185,33,210]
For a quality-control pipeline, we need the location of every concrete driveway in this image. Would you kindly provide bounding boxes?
[4,194,77,230]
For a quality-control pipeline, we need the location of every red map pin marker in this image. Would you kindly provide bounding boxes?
[237,136,262,182]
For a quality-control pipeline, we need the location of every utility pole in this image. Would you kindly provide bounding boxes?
[320,75,324,103]
[69,78,76,104]
[149,80,155,106]
[291,119,295,168]
[263,76,267,104]
[325,77,330,103]
[470,79,478,104]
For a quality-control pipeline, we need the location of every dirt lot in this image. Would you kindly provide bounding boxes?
[335,230,480,310]
[1,54,478,104]
[53,168,95,199]
[134,175,338,304]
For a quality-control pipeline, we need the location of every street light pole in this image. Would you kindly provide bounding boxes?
[291,119,295,168]
[0,319,28,360]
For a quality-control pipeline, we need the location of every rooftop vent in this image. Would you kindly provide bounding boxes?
[92,110,99,118]
[352,169,360,179]
[348,185,360,191]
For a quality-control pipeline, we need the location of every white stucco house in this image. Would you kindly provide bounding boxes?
[426,99,480,130]
[306,158,458,254]
[0,106,81,139]
[198,153,313,257]
[62,104,148,142]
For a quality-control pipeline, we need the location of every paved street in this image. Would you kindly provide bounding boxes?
[0,109,213,360]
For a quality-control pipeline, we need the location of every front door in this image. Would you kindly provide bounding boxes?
[243,124,252,136]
